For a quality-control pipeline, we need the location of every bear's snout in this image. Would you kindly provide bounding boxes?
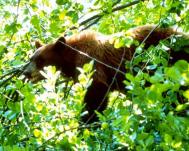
[23,70,32,79]
[23,62,44,83]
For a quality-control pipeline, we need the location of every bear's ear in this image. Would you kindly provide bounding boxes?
[35,41,43,49]
[55,37,66,49]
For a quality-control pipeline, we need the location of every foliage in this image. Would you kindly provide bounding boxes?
[0,0,189,150]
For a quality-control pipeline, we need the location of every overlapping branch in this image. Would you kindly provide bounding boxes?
[77,0,145,30]
[0,0,144,84]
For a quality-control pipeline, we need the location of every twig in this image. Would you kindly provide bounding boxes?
[81,17,102,31]
[112,0,144,12]
[79,14,103,27]
[35,122,101,151]
[86,47,126,123]
[0,70,21,87]
[20,100,30,131]
[0,68,21,79]
[112,0,122,7]
[58,41,126,75]
[0,62,29,87]
[129,24,160,73]
[77,0,145,30]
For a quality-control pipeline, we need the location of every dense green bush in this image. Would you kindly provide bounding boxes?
[0,0,189,150]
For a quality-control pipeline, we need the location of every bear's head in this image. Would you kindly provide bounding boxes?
[23,37,67,83]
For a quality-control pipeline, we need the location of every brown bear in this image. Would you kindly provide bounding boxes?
[23,25,189,123]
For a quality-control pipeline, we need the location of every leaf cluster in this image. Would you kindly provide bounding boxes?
[0,0,189,150]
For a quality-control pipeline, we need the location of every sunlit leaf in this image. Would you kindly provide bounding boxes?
[33,129,42,138]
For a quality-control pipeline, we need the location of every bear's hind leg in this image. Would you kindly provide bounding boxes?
[82,81,108,124]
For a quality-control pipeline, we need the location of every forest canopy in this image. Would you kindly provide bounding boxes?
[0,0,189,150]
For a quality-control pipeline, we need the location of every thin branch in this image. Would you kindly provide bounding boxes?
[129,24,160,73]
[86,47,126,124]
[81,17,102,31]
[0,70,21,87]
[0,68,21,79]
[112,0,122,7]
[58,41,125,75]
[75,0,121,29]
[112,0,144,12]
[77,0,145,30]
[35,122,101,151]
[79,14,102,27]
[20,100,30,131]
[0,63,29,87]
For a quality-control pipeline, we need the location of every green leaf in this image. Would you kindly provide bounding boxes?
[183,90,189,99]
[33,129,42,138]
[174,60,189,72]
[83,129,90,138]
[176,104,189,112]
[150,72,164,83]
[56,0,69,5]
[145,135,154,146]
[0,45,5,52]
[4,23,22,34]
[83,60,94,73]
[67,11,79,23]
[30,15,41,32]
[135,46,143,54]
[146,64,157,70]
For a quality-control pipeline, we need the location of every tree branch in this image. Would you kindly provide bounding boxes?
[79,14,102,27]
[78,0,145,30]
[0,63,29,87]
[81,17,102,31]
[112,0,144,12]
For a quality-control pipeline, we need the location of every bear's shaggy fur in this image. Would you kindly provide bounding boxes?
[23,25,189,123]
